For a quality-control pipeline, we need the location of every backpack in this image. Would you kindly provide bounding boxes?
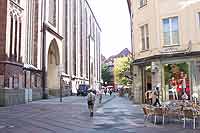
[88,93,94,105]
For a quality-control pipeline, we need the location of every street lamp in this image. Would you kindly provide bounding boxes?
[60,74,63,102]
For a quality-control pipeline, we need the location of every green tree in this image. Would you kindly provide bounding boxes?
[114,57,132,86]
[101,64,112,85]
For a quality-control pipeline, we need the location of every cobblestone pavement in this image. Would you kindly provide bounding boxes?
[0,95,199,133]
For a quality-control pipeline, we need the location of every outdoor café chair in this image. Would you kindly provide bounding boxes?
[142,105,154,123]
[154,107,167,125]
[183,109,199,129]
[166,105,183,121]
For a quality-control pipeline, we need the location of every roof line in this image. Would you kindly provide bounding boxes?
[84,0,102,31]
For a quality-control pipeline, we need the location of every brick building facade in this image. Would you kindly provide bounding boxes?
[0,0,101,106]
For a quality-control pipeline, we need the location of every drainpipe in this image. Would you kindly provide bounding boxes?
[127,0,135,101]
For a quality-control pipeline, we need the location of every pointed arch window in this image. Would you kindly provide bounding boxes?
[49,0,56,27]
[139,0,147,8]
[73,0,77,76]
[10,14,14,57]
[18,20,22,62]
[14,16,18,61]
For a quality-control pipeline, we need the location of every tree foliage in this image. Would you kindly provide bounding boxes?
[114,57,132,86]
[101,64,112,85]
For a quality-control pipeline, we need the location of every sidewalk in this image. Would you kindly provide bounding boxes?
[0,94,116,133]
[31,94,115,107]
[0,95,199,132]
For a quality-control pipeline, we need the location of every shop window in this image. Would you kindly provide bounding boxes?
[140,24,149,51]
[49,0,56,27]
[164,63,190,100]
[163,16,179,46]
[139,0,147,8]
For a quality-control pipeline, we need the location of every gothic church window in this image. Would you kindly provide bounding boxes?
[49,0,56,27]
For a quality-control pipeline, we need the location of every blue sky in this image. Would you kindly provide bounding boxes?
[88,0,131,58]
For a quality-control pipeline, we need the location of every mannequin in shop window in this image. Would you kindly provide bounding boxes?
[177,71,188,100]
[169,77,178,100]
[185,75,190,100]
[177,79,183,100]
[180,72,187,93]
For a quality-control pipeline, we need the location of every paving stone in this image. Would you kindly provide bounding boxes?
[0,95,199,133]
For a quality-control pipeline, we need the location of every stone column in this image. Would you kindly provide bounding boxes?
[151,61,162,99]
[132,65,143,104]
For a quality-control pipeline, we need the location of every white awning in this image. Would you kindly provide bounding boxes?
[61,72,68,77]
[63,77,70,82]
[23,64,40,70]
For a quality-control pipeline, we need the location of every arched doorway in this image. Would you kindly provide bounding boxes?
[47,39,60,96]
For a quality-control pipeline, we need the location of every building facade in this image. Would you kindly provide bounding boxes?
[128,0,200,103]
[0,0,101,106]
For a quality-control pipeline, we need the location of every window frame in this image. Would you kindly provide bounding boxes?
[140,24,149,51]
[162,16,179,46]
[13,0,20,4]
[139,0,147,8]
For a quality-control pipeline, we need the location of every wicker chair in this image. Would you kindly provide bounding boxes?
[153,107,167,125]
[166,105,183,121]
[183,109,199,129]
[142,105,154,123]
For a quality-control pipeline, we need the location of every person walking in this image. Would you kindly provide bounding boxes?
[104,88,107,95]
[109,89,112,96]
[98,88,104,104]
[87,88,96,117]
[153,86,161,107]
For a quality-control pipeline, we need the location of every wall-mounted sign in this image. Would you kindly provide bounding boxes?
[160,47,179,54]
[160,41,192,54]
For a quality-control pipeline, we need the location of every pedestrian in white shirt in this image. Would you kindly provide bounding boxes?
[98,89,104,104]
